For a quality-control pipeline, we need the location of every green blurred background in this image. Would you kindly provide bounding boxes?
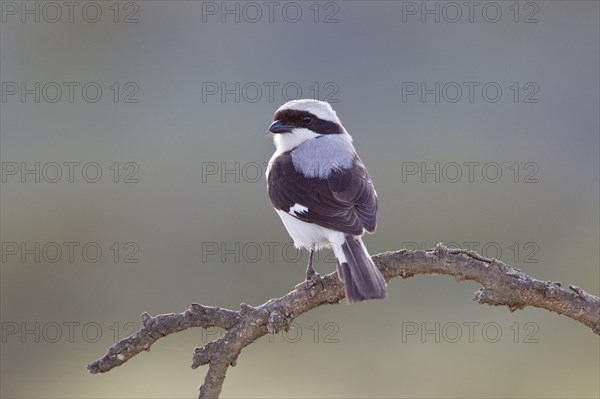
[1,1,598,398]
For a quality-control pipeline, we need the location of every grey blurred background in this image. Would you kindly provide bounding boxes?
[1,1,598,398]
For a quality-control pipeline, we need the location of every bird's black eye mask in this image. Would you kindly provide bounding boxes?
[273,109,344,135]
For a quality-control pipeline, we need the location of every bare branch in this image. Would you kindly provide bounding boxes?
[86,305,239,374]
[87,244,600,398]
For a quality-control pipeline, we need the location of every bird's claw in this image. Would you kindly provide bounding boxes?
[305,270,324,291]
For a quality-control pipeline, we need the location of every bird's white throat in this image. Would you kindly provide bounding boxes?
[272,128,321,153]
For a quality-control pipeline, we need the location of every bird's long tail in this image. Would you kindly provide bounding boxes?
[336,235,387,303]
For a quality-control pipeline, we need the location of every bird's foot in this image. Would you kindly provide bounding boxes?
[302,250,323,294]
[305,268,324,291]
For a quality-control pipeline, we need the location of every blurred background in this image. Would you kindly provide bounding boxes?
[1,1,598,398]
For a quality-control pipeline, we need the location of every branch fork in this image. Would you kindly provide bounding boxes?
[88,244,600,398]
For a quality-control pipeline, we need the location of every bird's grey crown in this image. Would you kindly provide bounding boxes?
[275,99,342,125]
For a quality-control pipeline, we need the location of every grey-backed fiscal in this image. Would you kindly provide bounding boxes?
[266,99,387,303]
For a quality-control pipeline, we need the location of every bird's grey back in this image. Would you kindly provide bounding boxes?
[291,133,356,179]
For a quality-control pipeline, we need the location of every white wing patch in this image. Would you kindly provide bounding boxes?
[289,203,308,216]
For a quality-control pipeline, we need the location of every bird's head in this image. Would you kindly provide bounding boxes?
[269,99,349,152]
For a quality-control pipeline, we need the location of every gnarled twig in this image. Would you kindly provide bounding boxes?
[87,244,600,398]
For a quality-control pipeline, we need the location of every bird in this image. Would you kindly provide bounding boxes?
[266,99,387,303]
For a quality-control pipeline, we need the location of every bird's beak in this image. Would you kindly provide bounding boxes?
[269,120,293,134]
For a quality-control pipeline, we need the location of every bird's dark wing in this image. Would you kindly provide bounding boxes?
[268,152,378,235]
[328,156,378,233]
